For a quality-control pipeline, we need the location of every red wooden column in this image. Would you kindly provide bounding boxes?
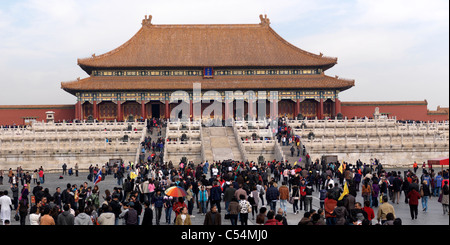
[93,101,98,121]
[335,98,342,115]
[295,99,300,117]
[75,101,81,120]
[224,99,230,121]
[190,99,193,120]
[165,100,170,120]
[318,98,324,119]
[141,101,146,120]
[117,101,122,121]
[248,99,254,120]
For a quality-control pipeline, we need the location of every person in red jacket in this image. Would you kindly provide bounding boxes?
[324,195,337,225]
[407,188,421,220]
[362,200,375,223]
[264,210,283,225]
[172,197,187,218]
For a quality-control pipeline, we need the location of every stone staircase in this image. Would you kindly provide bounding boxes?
[201,127,243,162]
[281,143,308,167]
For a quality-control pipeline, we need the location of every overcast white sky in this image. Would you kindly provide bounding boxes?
[0,0,448,109]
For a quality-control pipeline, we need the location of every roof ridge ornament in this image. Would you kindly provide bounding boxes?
[142,15,152,26]
[259,14,270,27]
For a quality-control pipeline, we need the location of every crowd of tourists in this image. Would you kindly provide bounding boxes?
[0,118,449,226]
[1,152,448,226]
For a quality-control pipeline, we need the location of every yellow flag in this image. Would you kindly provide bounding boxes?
[338,164,344,174]
[338,182,349,201]
[130,171,137,180]
[294,161,298,166]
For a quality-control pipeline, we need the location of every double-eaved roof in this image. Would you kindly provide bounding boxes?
[62,15,354,94]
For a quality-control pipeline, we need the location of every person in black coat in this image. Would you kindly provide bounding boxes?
[210,182,222,213]
[141,201,153,225]
[203,205,222,225]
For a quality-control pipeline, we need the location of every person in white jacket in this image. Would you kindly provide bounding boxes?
[29,205,41,225]
[74,207,93,225]
[0,191,12,225]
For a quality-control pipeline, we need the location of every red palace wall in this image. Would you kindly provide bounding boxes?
[0,105,75,126]
[341,101,449,122]
[0,101,448,125]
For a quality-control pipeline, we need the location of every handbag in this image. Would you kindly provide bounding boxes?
[14,213,20,221]
[288,197,294,204]
[438,193,443,203]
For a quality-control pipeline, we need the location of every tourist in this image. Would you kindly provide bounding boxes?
[291,184,300,214]
[407,187,420,220]
[334,200,348,225]
[16,199,29,225]
[87,187,100,210]
[265,210,283,225]
[279,181,289,216]
[74,207,93,225]
[122,202,138,225]
[276,208,288,225]
[186,184,195,217]
[249,186,259,219]
[173,197,187,220]
[198,185,208,216]
[298,211,313,225]
[227,197,240,225]
[38,168,44,184]
[97,204,115,225]
[266,181,280,212]
[0,190,12,225]
[392,172,403,204]
[256,207,267,225]
[362,200,375,224]
[234,184,247,202]
[440,181,449,215]
[203,205,221,225]
[238,194,251,225]
[57,204,75,225]
[371,181,380,207]
[383,213,395,225]
[163,195,173,224]
[141,201,153,225]
[377,196,395,225]
[361,179,372,205]
[175,206,191,225]
[420,180,431,212]
[29,205,41,225]
[210,181,222,213]
[402,174,410,203]
[304,182,314,212]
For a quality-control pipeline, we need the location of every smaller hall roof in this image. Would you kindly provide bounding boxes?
[61,74,355,95]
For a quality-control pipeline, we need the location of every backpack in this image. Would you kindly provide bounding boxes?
[248,195,256,205]
[319,189,327,200]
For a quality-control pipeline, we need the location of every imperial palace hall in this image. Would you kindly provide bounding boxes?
[0,15,447,125]
[60,14,354,122]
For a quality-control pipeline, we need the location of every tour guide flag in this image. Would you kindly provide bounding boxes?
[130,171,137,180]
[338,181,349,201]
[94,170,103,185]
